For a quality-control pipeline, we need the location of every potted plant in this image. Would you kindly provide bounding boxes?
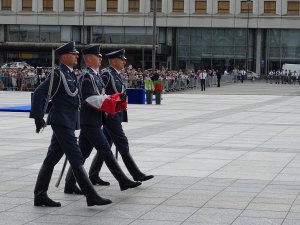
[153,80,163,105]
[144,79,154,104]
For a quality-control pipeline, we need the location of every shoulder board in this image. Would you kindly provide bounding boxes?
[101,67,113,74]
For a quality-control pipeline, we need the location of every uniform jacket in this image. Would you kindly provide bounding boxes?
[30,64,80,130]
[79,67,105,126]
[101,66,128,122]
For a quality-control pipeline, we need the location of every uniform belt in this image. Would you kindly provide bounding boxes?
[52,103,80,111]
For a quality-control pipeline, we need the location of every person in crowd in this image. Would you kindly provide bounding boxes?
[240,68,246,83]
[199,69,207,91]
[64,45,141,194]
[216,69,222,87]
[30,42,112,207]
[88,49,154,185]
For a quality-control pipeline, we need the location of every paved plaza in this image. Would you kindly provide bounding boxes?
[1,81,300,225]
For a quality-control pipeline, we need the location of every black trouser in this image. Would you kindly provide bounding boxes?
[200,79,205,91]
[43,126,84,168]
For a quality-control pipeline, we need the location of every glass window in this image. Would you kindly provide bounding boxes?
[43,0,53,11]
[128,0,139,12]
[7,25,19,42]
[22,0,32,11]
[241,1,252,13]
[151,0,162,12]
[64,0,74,11]
[72,26,81,42]
[103,27,124,44]
[264,1,276,14]
[195,0,206,13]
[173,0,184,12]
[287,1,299,15]
[86,0,96,11]
[2,0,11,10]
[218,1,229,13]
[40,26,60,42]
[107,0,117,12]
[19,25,39,42]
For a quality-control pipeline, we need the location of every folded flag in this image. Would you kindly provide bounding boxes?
[85,93,127,116]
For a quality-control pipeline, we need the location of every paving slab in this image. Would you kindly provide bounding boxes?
[1,81,300,224]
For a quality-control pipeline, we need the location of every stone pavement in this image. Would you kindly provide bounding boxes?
[1,81,300,225]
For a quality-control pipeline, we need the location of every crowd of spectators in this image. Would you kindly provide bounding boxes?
[0,65,239,92]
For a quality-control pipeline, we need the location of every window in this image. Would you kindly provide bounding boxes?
[173,0,184,12]
[128,0,139,12]
[86,0,96,11]
[241,1,252,13]
[2,0,11,10]
[151,0,162,12]
[107,0,117,12]
[264,1,276,14]
[64,0,74,11]
[43,0,53,11]
[287,1,299,15]
[218,1,229,13]
[195,0,206,13]
[22,0,32,11]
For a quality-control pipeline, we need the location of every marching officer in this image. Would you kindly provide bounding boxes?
[30,42,112,207]
[88,49,154,185]
[64,45,141,194]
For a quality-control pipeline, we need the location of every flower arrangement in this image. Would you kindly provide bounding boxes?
[144,79,154,94]
[153,80,163,94]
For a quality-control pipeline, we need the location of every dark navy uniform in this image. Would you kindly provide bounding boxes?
[30,42,111,207]
[89,49,154,183]
[31,63,82,167]
[64,45,141,192]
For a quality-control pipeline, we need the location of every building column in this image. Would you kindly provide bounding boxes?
[74,0,80,13]
[207,0,214,14]
[164,0,172,14]
[189,0,195,14]
[255,29,262,75]
[98,0,103,13]
[120,0,128,13]
[58,0,64,12]
[16,0,22,12]
[184,0,191,14]
[32,0,38,12]
[161,0,167,13]
[230,0,236,15]
[140,0,147,13]
[53,0,59,12]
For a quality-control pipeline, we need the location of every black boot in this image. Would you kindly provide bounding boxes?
[34,164,61,207]
[103,153,141,191]
[89,153,110,186]
[72,165,112,206]
[121,153,154,182]
[64,167,83,195]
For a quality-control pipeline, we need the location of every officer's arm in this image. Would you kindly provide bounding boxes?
[29,71,60,119]
[101,72,109,87]
[81,76,96,101]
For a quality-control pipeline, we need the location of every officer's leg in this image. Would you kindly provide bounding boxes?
[34,133,64,207]
[83,126,141,191]
[88,127,112,186]
[64,131,91,195]
[104,121,154,182]
[52,126,111,206]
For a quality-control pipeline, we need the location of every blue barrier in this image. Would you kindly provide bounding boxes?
[126,88,145,104]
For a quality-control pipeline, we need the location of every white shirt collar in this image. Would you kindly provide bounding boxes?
[88,67,99,74]
[111,66,121,74]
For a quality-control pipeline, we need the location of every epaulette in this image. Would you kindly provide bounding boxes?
[101,67,113,75]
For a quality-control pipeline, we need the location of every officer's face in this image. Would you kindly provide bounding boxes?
[116,58,126,70]
[60,53,79,67]
[85,54,102,69]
